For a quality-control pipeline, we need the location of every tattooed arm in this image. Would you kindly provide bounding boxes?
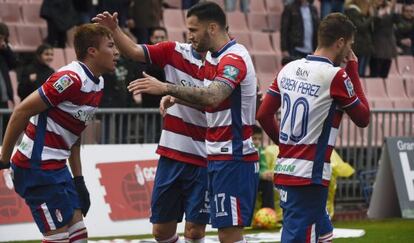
[166,81,233,108]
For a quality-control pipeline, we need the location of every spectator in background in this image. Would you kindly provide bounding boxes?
[18,44,55,101]
[182,0,200,9]
[127,0,163,44]
[395,4,414,55]
[344,0,374,77]
[0,22,16,137]
[320,0,345,18]
[252,125,275,210]
[370,0,398,78]
[281,0,319,59]
[224,0,250,12]
[40,0,80,48]
[139,27,168,109]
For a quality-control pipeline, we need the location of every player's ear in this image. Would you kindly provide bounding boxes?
[336,37,345,49]
[87,47,98,58]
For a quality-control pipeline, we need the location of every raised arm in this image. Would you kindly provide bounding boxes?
[92,12,146,62]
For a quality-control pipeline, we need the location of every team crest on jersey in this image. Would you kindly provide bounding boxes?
[344,78,355,97]
[53,75,73,93]
[223,65,239,81]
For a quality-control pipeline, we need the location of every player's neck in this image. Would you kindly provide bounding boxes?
[211,33,231,53]
[313,48,335,64]
[81,60,101,77]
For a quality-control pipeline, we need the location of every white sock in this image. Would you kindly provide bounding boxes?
[68,221,88,243]
[184,237,205,243]
[42,232,69,243]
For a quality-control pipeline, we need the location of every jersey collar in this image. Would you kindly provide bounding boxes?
[191,47,203,60]
[306,55,334,66]
[211,39,236,58]
[78,61,101,84]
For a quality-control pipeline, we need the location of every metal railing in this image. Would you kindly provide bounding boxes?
[0,108,413,203]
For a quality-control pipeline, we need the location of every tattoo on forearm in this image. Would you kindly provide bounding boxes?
[166,81,233,107]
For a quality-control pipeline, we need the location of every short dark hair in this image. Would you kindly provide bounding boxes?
[149,26,167,37]
[317,13,356,48]
[74,24,112,61]
[0,22,9,38]
[186,1,226,29]
[35,43,53,57]
[253,125,263,135]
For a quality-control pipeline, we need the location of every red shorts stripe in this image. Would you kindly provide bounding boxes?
[274,174,330,186]
[207,152,259,162]
[156,145,207,167]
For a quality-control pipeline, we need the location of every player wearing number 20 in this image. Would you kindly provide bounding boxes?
[257,13,370,243]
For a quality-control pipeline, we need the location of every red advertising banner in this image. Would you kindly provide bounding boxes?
[0,170,33,224]
[97,160,158,221]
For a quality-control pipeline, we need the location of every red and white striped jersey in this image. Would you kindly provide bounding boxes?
[268,55,359,186]
[142,42,208,167]
[203,40,258,162]
[12,61,104,170]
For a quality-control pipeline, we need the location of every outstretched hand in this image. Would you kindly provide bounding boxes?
[128,72,168,96]
[91,11,119,31]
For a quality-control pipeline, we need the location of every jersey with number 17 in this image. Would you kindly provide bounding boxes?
[267,55,360,186]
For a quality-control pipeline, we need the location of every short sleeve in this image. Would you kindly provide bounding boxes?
[38,71,82,107]
[215,53,247,89]
[267,77,280,97]
[330,69,360,109]
[142,41,176,68]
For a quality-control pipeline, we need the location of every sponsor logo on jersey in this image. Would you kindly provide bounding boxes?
[344,78,355,97]
[275,164,296,173]
[53,75,73,93]
[222,65,239,81]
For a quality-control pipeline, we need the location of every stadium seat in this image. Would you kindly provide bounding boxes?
[385,75,407,98]
[256,73,275,93]
[39,25,47,40]
[364,78,387,100]
[227,11,248,32]
[6,24,20,48]
[405,77,414,98]
[229,31,252,51]
[0,2,22,24]
[22,2,46,26]
[163,9,186,31]
[50,48,66,70]
[268,12,282,32]
[397,55,414,77]
[388,59,399,75]
[251,32,274,55]
[64,48,76,63]
[265,0,284,13]
[163,0,181,9]
[15,24,42,51]
[167,30,186,43]
[253,54,280,76]
[270,32,282,55]
[393,99,414,109]
[247,12,269,31]
[372,99,394,109]
[250,0,266,13]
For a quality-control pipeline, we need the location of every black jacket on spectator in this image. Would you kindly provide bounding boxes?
[395,14,414,55]
[281,2,319,54]
[18,60,54,100]
[0,44,17,105]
